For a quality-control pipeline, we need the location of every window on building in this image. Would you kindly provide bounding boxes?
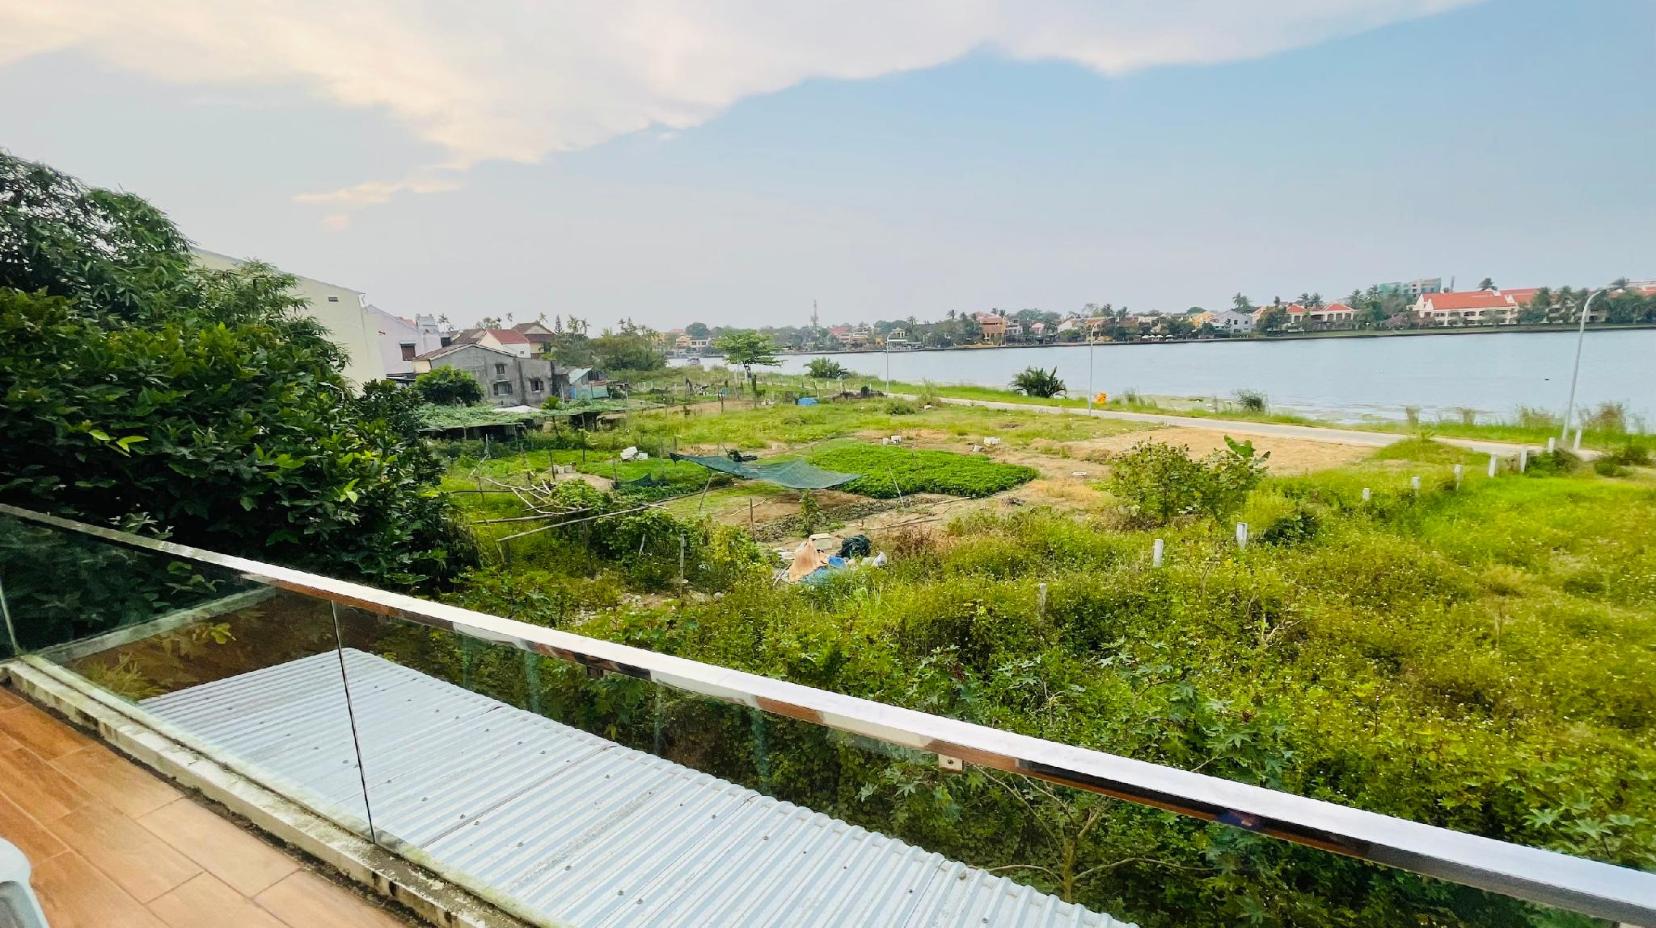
[494,363,507,376]
[439,335,453,347]
[327,296,339,302]
[529,378,544,392]
[400,343,417,361]
[492,381,513,396]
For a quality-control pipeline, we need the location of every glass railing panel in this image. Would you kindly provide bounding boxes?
[0,514,375,837]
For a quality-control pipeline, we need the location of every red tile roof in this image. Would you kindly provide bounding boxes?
[1500,288,1541,305]
[1320,303,1355,313]
[487,328,531,345]
[1418,291,1515,310]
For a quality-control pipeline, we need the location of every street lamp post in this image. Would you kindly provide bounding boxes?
[1086,332,1096,413]
[1560,287,1608,440]
[885,341,892,397]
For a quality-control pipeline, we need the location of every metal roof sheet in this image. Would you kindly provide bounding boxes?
[143,650,1130,928]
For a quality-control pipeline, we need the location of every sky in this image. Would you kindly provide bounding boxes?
[1,0,1652,330]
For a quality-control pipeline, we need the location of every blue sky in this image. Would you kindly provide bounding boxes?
[1,0,1651,329]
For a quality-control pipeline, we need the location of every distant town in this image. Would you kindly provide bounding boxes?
[651,276,1656,358]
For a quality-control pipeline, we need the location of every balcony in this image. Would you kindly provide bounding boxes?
[1,503,1653,928]
[0,690,411,927]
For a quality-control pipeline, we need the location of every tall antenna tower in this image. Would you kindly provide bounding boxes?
[811,299,819,330]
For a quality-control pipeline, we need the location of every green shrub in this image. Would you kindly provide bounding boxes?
[884,400,918,415]
[806,357,851,379]
[808,445,1036,498]
[415,366,484,405]
[1107,437,1268,526]
[1234,389,1269,413]
[1012,366,1066,398]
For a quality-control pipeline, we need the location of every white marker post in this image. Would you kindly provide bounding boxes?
[1410,475,1421,493]
[1037,582,1048,619]
[1519,449,1528,473]
[1453,464,1464,489]
[1547,436,1556,454]
[1152,538,1164,568]
[1235,522,1249,550]
[1488,454,1499,478]
[1573,428,1583,451]
[1361,487,1371,502]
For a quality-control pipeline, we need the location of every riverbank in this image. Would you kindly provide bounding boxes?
[748,321,1656,358]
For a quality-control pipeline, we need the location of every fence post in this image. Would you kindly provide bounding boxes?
[1036,582,1048,619]
[1151,538,1164,568]
[1573,427,1583,451]
[1235,522,1249,550]
[1547,436,1556,454]
[1410,475,1421,493]
[1361,487,1371,502]
[679,534,686,585]
[1519,449,1528,473]
[1488,454,1499,478]
[1453,464,1463,489]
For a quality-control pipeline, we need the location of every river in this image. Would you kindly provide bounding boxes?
[753,330,1654,425]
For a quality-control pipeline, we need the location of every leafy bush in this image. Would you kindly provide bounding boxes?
[414,366,483,405]
[1234,389,1269,413]
[884,399,918,415]
[1012,366,1066,398]
[1108,437,1268,526]
[1608,440,1651,467]
[806,357,851,379]
[808,445,1036,498]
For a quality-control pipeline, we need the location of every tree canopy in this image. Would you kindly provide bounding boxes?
[415,366,484,405]
[715,330,780,391]
[0,150,474,588]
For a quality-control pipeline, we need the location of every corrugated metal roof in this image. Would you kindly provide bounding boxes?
[143,650,1130,928]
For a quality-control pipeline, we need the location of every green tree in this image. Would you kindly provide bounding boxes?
[592,332,665,372]
[685,321,710,338]
[1255,305,1288,333]
[0,151,474,589]
[716,330,780,393]
[1012,366,1066,398]
[1231,293,1253,312]
[414,366,483,405]
[1478,277,1496,291]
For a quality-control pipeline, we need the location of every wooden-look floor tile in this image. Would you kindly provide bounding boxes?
[148,873,289,928]
[0,791,67,863]
[0,745,92,820]
[0,703,95,759]
[49,804,202,902]
[51,744,182,818]
[31,849,168,928]
[0,683,22,710]
[139,797,298,896]
[255,869,408,928]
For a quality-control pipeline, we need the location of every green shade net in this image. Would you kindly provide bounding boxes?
[672,454,858,490]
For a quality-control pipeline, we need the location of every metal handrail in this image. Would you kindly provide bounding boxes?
[2,503,1653,924]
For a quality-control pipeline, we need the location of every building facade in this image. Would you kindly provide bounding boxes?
[412,344,554,407]
[193,248,386,386]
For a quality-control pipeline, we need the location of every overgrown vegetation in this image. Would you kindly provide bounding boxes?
[414,366,484,405]
[1107,437,1268,526]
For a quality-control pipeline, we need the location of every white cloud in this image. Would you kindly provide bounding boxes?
[0,1,1474,206]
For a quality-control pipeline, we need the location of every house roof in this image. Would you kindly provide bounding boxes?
[1320,303,1355,313]
[414,342,518,362]
[1500,288,1542,305]
[1419,291,1516,310]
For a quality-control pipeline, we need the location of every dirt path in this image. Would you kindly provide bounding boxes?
[901,394,1572,458]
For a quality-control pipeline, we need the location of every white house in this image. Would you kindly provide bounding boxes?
[192,248,386,386]
[1198,309,1255,334]
[368,307,453,378]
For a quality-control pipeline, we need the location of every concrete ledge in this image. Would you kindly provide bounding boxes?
[0,657,530,928]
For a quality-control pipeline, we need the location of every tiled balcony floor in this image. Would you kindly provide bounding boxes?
[0,681,414,928]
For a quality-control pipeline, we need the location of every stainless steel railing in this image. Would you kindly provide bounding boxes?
[1,502,1652,925]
